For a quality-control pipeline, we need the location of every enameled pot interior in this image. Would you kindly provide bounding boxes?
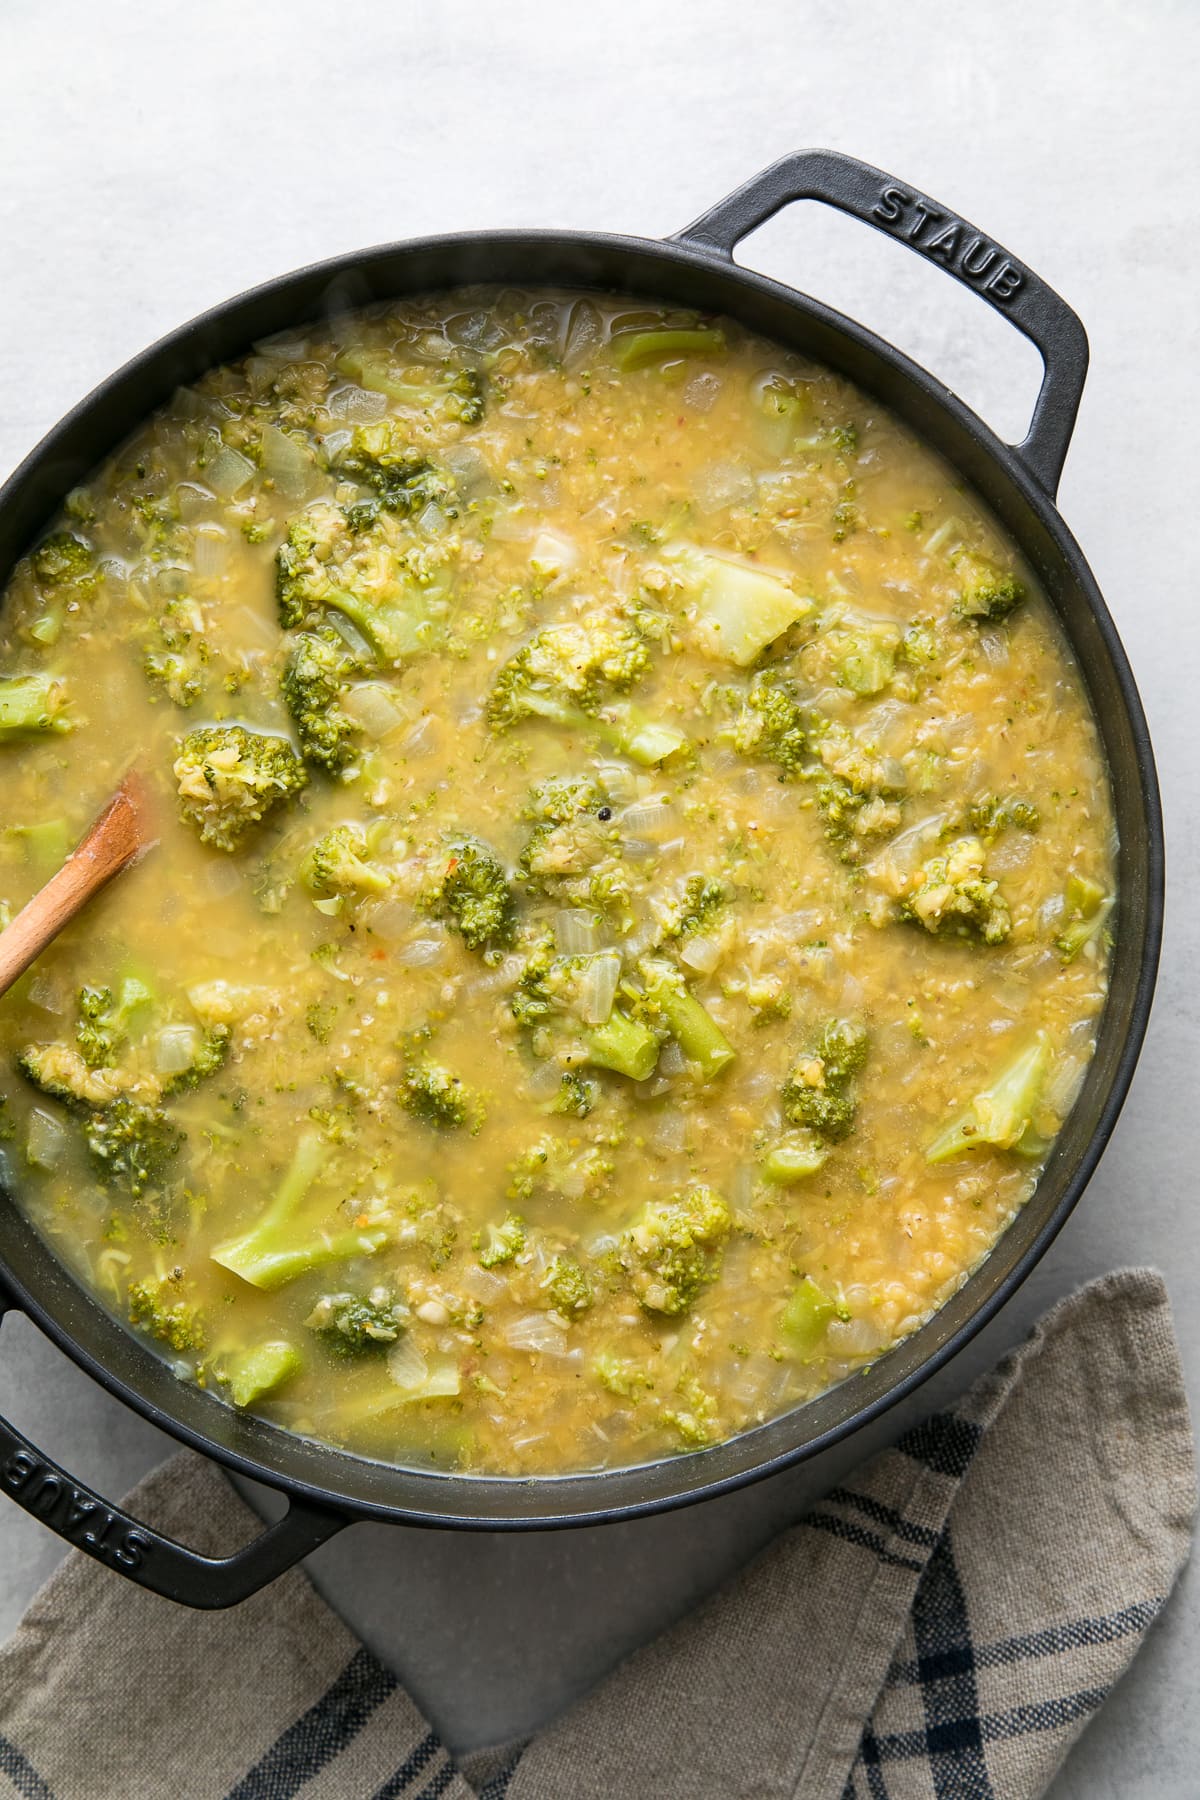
[0,234,1161,1527]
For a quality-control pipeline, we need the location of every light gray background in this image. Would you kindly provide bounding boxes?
[0,2,1195,1794]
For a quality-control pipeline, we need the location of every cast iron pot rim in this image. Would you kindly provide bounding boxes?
[0,222,1164,1532]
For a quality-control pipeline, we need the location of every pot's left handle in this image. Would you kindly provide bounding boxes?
[672,149,1088,497]
[0,1304,346,1607]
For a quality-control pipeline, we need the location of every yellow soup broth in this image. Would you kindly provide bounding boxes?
[0,289,1114,1474]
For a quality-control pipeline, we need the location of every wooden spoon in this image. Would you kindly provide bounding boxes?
[0,771,154,999]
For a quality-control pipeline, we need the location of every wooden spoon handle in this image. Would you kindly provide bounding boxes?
[0,773,151,1000]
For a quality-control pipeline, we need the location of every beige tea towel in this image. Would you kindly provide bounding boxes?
[0,1268,1192,1800]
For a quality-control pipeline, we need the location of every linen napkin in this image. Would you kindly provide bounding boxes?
[0,1268,1191,1800]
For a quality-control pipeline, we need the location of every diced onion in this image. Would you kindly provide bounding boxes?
[206,445,255,499]
[361,899,417,943]
[619,800,675,841]
[693,460,756,513]
[386,1337,461,1398]
[503,1313,571,1357]
[395,936,447,968]
[679,935,721,975]
[327,384,388,422]
[530,531,578,579]
[27,1108,68,1171]
[193,528,228,580]
[576,951,621,1026]
[553,910,602,956]
[154,1024,201,1076]
[260,425,315,498]
[344,682,409,740]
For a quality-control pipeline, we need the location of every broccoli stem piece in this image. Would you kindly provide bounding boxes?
[0,674,71,740]
[780,1276,840,1358]
[613,328,726,371]
[1055,874,1114,963]
[211,1130,389,1290]
[224,1341,302,1407]
[511,691,687,767]
[926,1034,1051,1164]
[583,1007,659,1081]
[641,960,735,1081]
[760,1131,828,1185]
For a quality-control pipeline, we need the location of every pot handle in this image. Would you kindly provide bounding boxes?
[0,1304,345,1607]
[672,149,1088,497]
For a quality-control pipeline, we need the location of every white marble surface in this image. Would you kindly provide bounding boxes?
[0,2,1196,1792]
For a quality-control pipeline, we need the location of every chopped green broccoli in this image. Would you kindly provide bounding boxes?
[304,824,391,898]
[475,1212,526,1268]
[613,327,726,372]
[212,1130,390,1289]
[336,353,487,426]
[506,1135,613,1206]
[400,1059,481,1131]
[224,1341,303,1407]
[664,544,813,666]
[639,959,735,1082]
[508,935,659,1080]
[953,553,1026,621]
[142,595,212,708]
[781,1018,869,1143]
[620,1185,731,1315]
[174,725,308,851]
[276,500,450,666]
[659,874,728,942]
[1055,873,1114,963]
[780,1276,842,1358]
[423,835,515,954]
[160,1025,232,1096]
[967,794,1041,840]
[760,1130,829,1185]
[899,835,1011,945]
[489,610,649,722]
[15,1043,127,1110]
[926,1034,1052,1163]
[73,976,157,1070]
[31,531,98,591]
[305,1287,407,1354]
[280,629,360,771]
[579,1006,660,1082]
[729,673,807,776]
[0,673,72,740]
[127,1275,205,1354]
[544,1255,593,1316]
[334,420,459,513]
[85,1097,184,1197]
[550,1070,598,1117]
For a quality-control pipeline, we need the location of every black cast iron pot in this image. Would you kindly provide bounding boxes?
[0,151,1163,1607]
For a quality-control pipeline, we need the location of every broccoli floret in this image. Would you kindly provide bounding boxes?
[128,1275,205,1354]
[967,794,1041,840]
[518,776,630,913]
[781,1018,869,1143]
[16,1043,128,1110]
[508,937,659,1081]
[780,1276,843,1358]
[638,958,735,1082]
[31,531,98,600]
[658,874,728,942]
[422,835,516,955]
[280,629,360,772]
[926,1034,1051,1162]
[613,327,726,372]
[544,1255,593,1317]
[400,1059,482,1131]
[1055,872,1114,963]
[0,673,72,740]
[475,1212,526,1268]
[803,715,906,862]
[898,835,1011,945]
[334,420,459,513]
[506,1135,614,1205]
[549,1070,598,1117]
[161,1025,231,1095]
[174,725,308,852]
[729,673,807,776]
[85,1098,184,1197]
[72,976,156,1070]
[336,353,487,427]
[620,1185,731,1316]
[305,1287,407,1355]
[663,544,813,666]
[276,500,450,666]
[760,1130,829,1185]
[953,553,1026,621]
[142,596,212,708]
[304,824,391,897]
[212,1129,390,1289]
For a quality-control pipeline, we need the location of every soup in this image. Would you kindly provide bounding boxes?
[0,290,1114,1475]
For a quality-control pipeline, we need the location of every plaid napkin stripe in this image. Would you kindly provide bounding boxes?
[0,1270,1190,1800]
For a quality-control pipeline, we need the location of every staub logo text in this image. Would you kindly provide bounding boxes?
[2,1448,149,1569]
[872,187,1023,302]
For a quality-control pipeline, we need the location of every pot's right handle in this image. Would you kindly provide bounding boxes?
[0,1302,346,1607]
[672,149,1088,498]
